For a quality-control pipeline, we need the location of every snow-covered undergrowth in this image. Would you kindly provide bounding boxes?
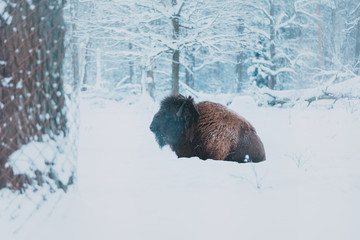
[2,94,360,240]
[256,77,360,108]
[0,135,77,234]
[5,137,75,185]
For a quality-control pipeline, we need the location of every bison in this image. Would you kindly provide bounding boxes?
[150,94,266,163]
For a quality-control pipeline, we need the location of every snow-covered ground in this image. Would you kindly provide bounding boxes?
[2,95,360,240]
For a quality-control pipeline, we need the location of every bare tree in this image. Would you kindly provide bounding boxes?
[236,19,245,93]
[354,16,360,74]
[268,0,276,89]
[171,0,183,95]
[317,3,323,68]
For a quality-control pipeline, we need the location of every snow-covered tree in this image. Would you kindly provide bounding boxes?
[243,0,310,89]
[74,0,360,100]
[76,0,254,97]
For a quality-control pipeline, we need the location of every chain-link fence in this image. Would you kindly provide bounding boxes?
[0,0,79,230]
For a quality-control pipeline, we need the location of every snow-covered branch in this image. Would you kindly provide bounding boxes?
[242,2,272,22]
[259,78,360,107]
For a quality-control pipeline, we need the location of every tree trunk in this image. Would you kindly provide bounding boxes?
[269,1,276,89]
[147,61,156,100]
[172,50,180,95]
[236,19,245,93]
[317,3,323,69]
[71,0,80,91]
[95,48,102,88]
[355,19,360,74]
[236,52,244,93]
[0,0,67,191]
[331,8,336,54]
[185,67,194,89]
[129,43,135,83]
[140,65,147,96]
[185,51,195,89]
[81,37,93,90]
[171,0,180,96]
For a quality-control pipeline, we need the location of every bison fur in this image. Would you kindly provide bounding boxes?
[150,94,266,163]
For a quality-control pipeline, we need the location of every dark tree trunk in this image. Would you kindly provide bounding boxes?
[172,50,180,95]
[0,0,67,191]
[81,37,93,90]
[171,0,180,96]
[71,0,79,91]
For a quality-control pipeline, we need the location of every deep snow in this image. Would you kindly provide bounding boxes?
[1,94,360,240]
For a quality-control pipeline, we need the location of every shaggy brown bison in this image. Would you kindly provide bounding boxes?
[150,94,266,163]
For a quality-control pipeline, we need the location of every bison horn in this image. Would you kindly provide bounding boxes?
[176,102,186,117]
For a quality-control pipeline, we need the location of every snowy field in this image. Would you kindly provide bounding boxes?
[2,95,360,240]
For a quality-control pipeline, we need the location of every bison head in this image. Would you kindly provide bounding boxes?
[150,95,199,147]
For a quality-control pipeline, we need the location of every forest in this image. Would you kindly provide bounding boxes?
[1,0,360,239]
[76,0,360,103]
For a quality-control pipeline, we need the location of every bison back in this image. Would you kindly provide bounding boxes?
[193,101,266,163]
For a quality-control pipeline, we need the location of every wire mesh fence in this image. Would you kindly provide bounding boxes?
[0,0,79,230]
